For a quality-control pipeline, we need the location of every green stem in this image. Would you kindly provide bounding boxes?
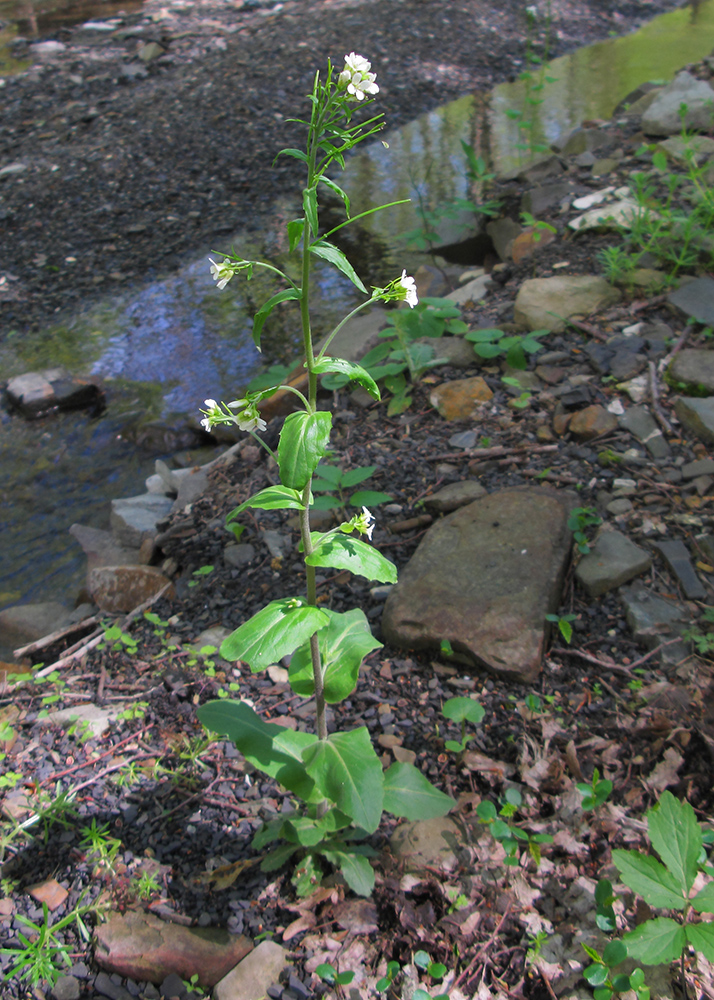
[315,297,379,362]
[320,199,411,241]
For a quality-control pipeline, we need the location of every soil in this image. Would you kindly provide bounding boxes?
[0,0,682,336]
[3,2,714,1000]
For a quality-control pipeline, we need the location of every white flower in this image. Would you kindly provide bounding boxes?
[200,416,212,432]
[204,398,218,409]
[398,270,419,308]
[338,52,379,102]
[237,413,267,433]
[209,257,234,290]
[356,506,375,541]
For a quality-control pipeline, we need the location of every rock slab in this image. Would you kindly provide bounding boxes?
[213,940,287,1000]
[93,910,252,987]
[575,530,652,597]
[514,276,621,332]
[381,487,573,683]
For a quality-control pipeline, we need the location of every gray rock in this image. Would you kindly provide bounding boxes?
[172,467,208,512]
[606,498,633,516]
[521,181,575,216]
[514,276,621,333]
[138,41,165,62]
[0,601,73,646]
[552,127,613,156]
[447,274,492,306]
[44,704,118,738]
[317,306,387,362]
[88,565,174,613]
[413,336,476,369]
[516,155,564,184]
[682,459,714,480]
[262,529,290,560]
[674,396,714,446]
[110,494,173,548]
[642,71,714,136]
[656,135,714,165]
[448,430,477,450]
[51,976,81,1000]
[423,481,487,513]
[0,162,29,179]
[652,539,707,600]
[224,544,256,568]
[70,524,142,573]
[668,347,714,392]
[622,584,691,668]
[618,405,670,459]
[92,972,134,1000]
[575,530,652,597]
[486,217,523,261]
[381,487,573,684]
[5,369,104,418]
[213,941,287,1000]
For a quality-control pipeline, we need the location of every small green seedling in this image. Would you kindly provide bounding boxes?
[582,941,650,1000]
[98,624,138,656]
[465,327,549,369]
[545,612,577,644]
[315,963,356,992]
[568,507,602,554]
[188,565,214,588]
[477,788,553,867]
[576,768,613,811]
[442,696,485,753]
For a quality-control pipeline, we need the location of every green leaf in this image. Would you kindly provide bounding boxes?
[310,240,368,293]
[584,964,609,986]
[340,466,377,488]
[322,848,375,897]
[692,882,714,913]
[611,849,687,909]
[302,728,384,832]
[229,485,306,514]
[477,800,497,822]
[685,921,714,961]
[219,598,330,670]
[260,843,299,872]
[287,218,304,253]
[442,697,485,726]
[312,358,380,399]
[383,761,455,820]
[278,410,332,490]
[289,608,382,703]
[622,918,686,965]
[197,700,317,801]
[313,463,343,487]
[647,790,701,896]
[350,490,393,507]
[277,147,309,164]
[303,186,319,236]
[603,940,628,966]
[252,288,302,350]
[305,534,397,583]
[318,175,351,216]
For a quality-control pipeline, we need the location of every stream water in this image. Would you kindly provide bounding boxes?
[3,0,714,648]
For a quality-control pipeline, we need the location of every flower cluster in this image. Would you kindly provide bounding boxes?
[200,397,267,434]
[374,270,419,309]
[209,256,253,290]
[337,52,379,102]
[342,506,375,541]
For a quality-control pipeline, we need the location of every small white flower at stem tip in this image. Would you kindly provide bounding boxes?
[338,52,379,102]
[360,506,375,541]
[208,257,234,290]
[399,270,419,308]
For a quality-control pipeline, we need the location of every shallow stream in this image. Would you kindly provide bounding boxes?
[3,0,714,643]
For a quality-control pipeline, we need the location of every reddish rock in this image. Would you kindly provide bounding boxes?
[511,226,557,264]
[381,487,573,683]
[569,405,618,440]
[429,377,493,421]
[28,878,68,911]
[88,566,174,613]
[94,910,252,987]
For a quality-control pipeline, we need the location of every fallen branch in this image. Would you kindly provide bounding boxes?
[425,444,558,462]
[648,360,673,435]
[13,615,101,659]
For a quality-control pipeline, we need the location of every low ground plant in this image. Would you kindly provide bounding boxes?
[197,54,454,897]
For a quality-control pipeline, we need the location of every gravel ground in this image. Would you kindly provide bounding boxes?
[0,0,681,337]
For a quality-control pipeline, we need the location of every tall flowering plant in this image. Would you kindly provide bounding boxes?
[197,56,453,897]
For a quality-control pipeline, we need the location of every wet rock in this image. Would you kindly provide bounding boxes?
[642,71,714,136]
[552,126,613,156]
[5,369,104,418]
[619,406,671,459]
[656,135,714,165]
[423,481,487,513]
[94,910,253,987]
[110,494,174,548]
[0,601,74,647]
[667,348,714,393]
[674,397,714,446]
[70,524,143,574]
[88,565,175,613]
[652,539,707,600]
[575,530,652,597]
[516,155,564,184]
[381,487,573,684]
[569,405,618,441]
[521,181,575,216]
[213,940,287,1000]
[429,377,493,420]
[514,276,621,333]
[390,816,463,874]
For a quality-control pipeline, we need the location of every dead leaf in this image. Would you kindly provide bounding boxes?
[461,751,515,780]
[196,856,262,890]
[644,746,684,792]
[282,912,317,941]
[332,898,379,934]
[552,828,588,856]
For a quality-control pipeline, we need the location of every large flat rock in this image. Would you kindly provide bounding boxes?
[514,275,621,333]
[381,487,573,684]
